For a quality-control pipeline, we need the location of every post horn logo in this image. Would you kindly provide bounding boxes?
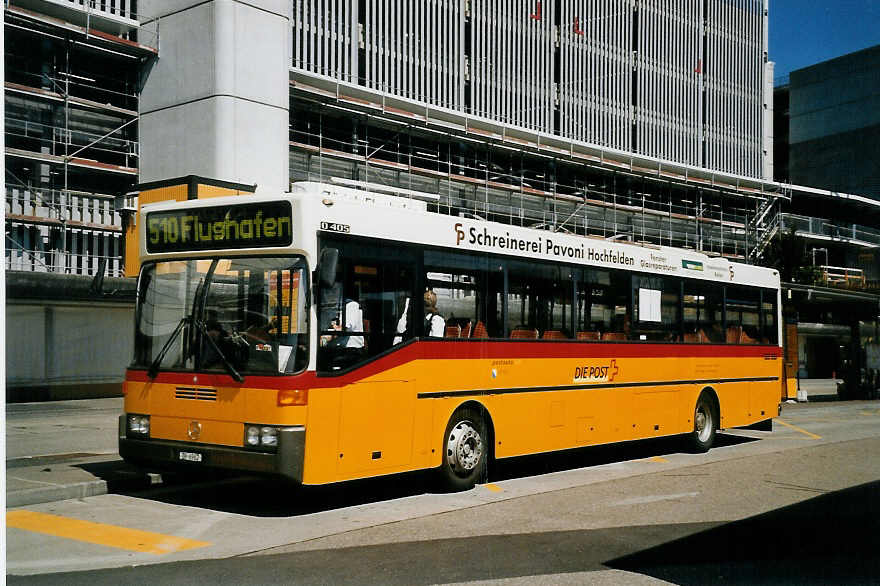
[454,222,465,245]
[187,421,202,441]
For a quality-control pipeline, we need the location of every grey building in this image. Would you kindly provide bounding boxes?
[772,45,880,285]
[7,0,783,273]
[294,0,772,179]
[772,45,880,384]
[289,0,784,262]
[787,45,880,201]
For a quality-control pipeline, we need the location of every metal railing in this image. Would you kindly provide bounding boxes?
[6,184,121,227]
[62,0,137,20]
[6,68,139,113]
[779,214,880,248]
[818,265,866,288]
[5,248,125,277]
[6,116,139,160]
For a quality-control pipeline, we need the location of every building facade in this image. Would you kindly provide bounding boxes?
[290,0,785,264]
[6,0,782,275]
[293,0,772,179]
[771,45,880,383]
[788,45,880,201]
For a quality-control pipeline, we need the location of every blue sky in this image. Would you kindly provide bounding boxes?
[769,0,880,78]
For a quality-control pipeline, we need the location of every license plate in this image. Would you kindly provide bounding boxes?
[178,451,203,462]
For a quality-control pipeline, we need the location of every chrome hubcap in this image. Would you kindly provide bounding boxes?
[695,405,712,442]
[447,421,483,475]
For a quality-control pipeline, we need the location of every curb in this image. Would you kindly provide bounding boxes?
[7,479,112,508]
[6,460,154,508]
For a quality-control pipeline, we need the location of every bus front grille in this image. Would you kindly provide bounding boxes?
[175,387,218,401]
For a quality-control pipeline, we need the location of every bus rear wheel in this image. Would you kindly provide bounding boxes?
[439,407,487,492]
[688,392,717,453]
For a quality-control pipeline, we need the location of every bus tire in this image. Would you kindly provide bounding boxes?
[688,391,717,453]
[439,406,487,492]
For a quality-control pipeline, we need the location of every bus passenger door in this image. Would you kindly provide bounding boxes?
[337,380,416,477]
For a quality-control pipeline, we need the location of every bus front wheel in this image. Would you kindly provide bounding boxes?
[439,407,487,492]
[688,392,717,453]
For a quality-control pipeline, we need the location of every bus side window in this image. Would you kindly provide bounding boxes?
[727,285,760,344]
[607,270,631,340]
[318,252,416,372]
[425,250,493,339]
[632,275,680,341]
[506,260,573,339]
[684,279,723,343]
[577,269,611,339]
[761,289,778,344]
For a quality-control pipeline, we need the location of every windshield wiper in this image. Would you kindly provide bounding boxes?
[195,318,244,383]
[147,316,190,379]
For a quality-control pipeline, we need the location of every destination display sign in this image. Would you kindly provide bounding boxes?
[145,201,293,253]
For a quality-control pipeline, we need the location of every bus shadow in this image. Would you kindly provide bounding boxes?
[606,479,880,584]
[491,432,758,483]
[103,432,759,517]
[109,468,437,517]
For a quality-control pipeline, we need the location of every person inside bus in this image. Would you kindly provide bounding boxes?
[392,295,410,345]
[424,289,446,337]
[324,297,365,369]
[201,309,229,367]
[244,315,278,343]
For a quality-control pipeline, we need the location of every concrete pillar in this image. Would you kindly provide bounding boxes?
[138,0,289,190]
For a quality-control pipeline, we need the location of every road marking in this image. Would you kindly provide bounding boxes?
[6,511,211,554]
[483,483,503,493]
[648,456,670,463]
[775,418,822,440]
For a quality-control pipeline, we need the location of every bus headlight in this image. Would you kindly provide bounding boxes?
[245,425,261,446]
[127,414,150,436]
[244,424,278,449]
[261,427,278,447]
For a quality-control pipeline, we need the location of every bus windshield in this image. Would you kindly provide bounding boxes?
[134,256,309,377]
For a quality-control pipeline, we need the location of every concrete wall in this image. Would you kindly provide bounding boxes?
[6,301,134,401]
[5,272,137,401]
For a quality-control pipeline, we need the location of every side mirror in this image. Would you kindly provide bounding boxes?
[318,248,339,288]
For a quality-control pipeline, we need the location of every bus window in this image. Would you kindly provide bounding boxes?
[506,261,573,339]
[318,253,414,371]
[134,260,199,370]
[683,279,723,343]
[632,275,681,342]
[201,258,309,374]
[761,289,779,344]
[134,257,310,377]
[425,250,497,338]
[726,286,761,344]
[577,269,630,340]
[577,269,609,338]
[426,271,479,337]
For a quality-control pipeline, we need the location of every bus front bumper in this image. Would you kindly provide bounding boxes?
[118,416,305,483]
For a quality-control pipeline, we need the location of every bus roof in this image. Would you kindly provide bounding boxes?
[139,182,780,290]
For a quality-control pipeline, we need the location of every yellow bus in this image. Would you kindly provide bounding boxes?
[120,182,782,491]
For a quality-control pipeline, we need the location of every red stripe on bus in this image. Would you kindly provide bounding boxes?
[127,340,781,390]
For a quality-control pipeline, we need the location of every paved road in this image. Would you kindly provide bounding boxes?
[5,399,120,460]
[6,399,880,584]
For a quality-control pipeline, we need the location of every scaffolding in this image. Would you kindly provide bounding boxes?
[289,97,782,261]
[4,1,157,276]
